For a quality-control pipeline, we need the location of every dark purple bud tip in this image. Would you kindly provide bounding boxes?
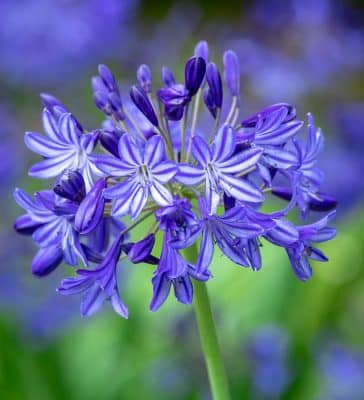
[223,50,240,97]
[130,85,159,127]
[194,40,209,62]
[99,129,122,157]
[206,62,223,109]
[185,56,206,97]
[54,170,86,203]
[165,105,184,121]
[14,214,43,235]
[137,64,152,93]
[32,245,63,277]
[74,178,106,234]
[308,193,338,212]
[128,234,156,264]
[161,66,175,87]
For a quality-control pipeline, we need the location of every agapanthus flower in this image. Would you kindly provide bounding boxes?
[14,40,337,318]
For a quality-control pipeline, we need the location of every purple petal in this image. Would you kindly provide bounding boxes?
[104,177,138,200]
[110,292,129,318]
[206,62,223,108]
[32,218,63,247]
[192,135,211,166]
[24,132,71,157]
[175,164,205,185]
[29,152,74,179]
[94,154,135,177]
[137,64,152,93]
[218,147,262,174]
[81,284,105,317]
[254,120,303,146]
[118,134,142,166]
[197,227,214,274]
[152,161,178,183]
[59,113,81,145]
[263,147,298,169]
[42,109,64,143]
[212,124,236,162]
[143,135,165,167]
[150,272,172,312]
[150,180,174,206]
[129,187,148,219]
[220,175,264,203]
[173,275,193,304]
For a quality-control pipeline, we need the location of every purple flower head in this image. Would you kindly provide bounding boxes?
[14,40,337,317]
[96,134,178,219]
[58,233,128,318]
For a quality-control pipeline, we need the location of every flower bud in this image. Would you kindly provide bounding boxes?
[206,62,223,109]
[128,234,158,264]
[161,66,175,87]
[137,64,152,93]
[194,40,209,62]
[54,170,86,203]
[99,129,122,157]
[223,50,240,96]
[32,245,63,277]
[74,178,106,234]
[185,56,206,97]
[130,85,159,127]
[14,214,42,235]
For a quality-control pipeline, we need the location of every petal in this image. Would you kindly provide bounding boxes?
[173,275,193,304]
[150,180,174,206]
[192,135,211,166]
[143,135,165,167]
[220,175,264,203]
[104,177,138,199]
[32,218,63,247]
[175,163,205,185]
[150,272,172,312]
[130,187,148,219]
[25,132,71,157]
[94,154,135,177]
[42,108,64,143]
[152,161,178,183]
[218,147,262,174]
[110,292,129,318]
[255,120,303,146]
[81,283,105,317]
[118,134,142,166]
[263,147,298,169]
[59,113,81,145]
[286,248,312,281]
[197,226,214,273]
[29,152,75,179]
[205,183,221,215]
[212,124,235,162]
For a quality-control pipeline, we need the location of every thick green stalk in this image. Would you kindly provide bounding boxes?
[183,245,231,400]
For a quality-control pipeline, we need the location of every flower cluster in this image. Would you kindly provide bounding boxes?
[14,41,337,318]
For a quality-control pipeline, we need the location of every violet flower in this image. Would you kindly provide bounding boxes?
[14,40,337,317]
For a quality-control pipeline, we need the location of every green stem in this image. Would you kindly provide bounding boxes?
[183,246,231,400]
[193,282,231,400]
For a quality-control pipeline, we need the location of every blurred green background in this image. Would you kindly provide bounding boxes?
[1,1,364,399]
